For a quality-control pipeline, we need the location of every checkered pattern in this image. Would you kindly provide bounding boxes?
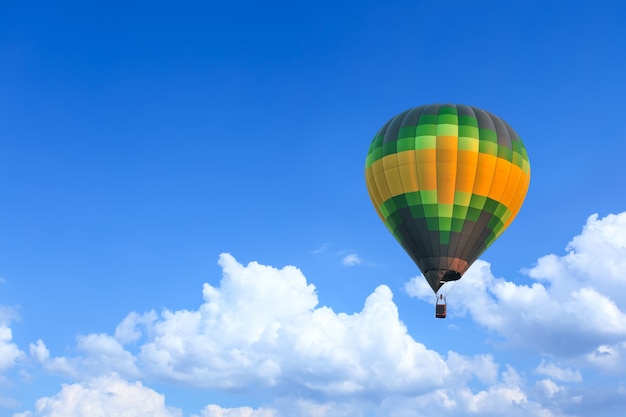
[365,104,530,293]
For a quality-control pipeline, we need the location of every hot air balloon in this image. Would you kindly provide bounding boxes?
[365,104,530,318]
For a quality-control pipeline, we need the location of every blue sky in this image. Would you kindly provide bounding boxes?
[1,1,626,416]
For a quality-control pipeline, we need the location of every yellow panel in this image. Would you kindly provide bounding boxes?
[396,149,415,165]
[374,171,392,203]
[486,158,513,202]
[455,150,479,193]
[384,167,405,198]
[415,149,437,190]
[365,166,384,211]
[396,150,419,193]
[379,154,406,198]
[398,165,419,193]
[371,158,384,179]
[369,159,386,207]
[472,153,497,196]
[382,153,399,170]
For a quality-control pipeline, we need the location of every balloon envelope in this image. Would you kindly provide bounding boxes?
[365,104,530,293]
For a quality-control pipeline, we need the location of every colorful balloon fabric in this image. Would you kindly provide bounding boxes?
[365,104,530,293]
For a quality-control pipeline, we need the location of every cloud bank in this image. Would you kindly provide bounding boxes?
[13,374,182,417]
[34,254,449,397]
[19,255,558,416]
[13,212,626,416]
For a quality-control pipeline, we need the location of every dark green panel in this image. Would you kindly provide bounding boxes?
[396,136,415,152]
[458,115,478,127]
[438,105,458,115]
[466,207,482,222]
[451,217,465,233]
[416,123,438,136]
[438,114,458,125]
[410,204,426,219]
[418,114,438,124]
[497,145,513,161]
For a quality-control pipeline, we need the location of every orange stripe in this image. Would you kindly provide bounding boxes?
[486,158,513,202]
[455,150,478,193]
[502,173,530,230]
[498,164,522,209]
[473,153,497,196]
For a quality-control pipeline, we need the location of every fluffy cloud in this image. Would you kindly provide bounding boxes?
[26,254,448,399]
[14,374,181,417]
[406,213,626,362]
[30,334,140,379]
[0,308,25,373]
[528,213,626,305]
[534,361,582,383]
[23,240,626,416]
[192,405,275,417]
[329,364,559,417]
[19,254,561,416]
[17,367,560,417]
[119,254,447,396]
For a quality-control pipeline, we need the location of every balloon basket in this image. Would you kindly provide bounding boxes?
[435,303,447,319]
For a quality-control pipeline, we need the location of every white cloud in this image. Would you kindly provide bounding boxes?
[361,365,558,417]
[31,253,552,415]
[445,351,499,385]
[23,248,626,416]
[14,374,181,417]
[29,339,76,377]
[129,254,447,395]
[22,253,567,417]
[534,361,582,383]
[584,342,626,372]
[406,212,626,361]
[527,213,626,304]
[341,254,362,266]
[193,404,276,417]
[0,326,24,372]
[114,311,158,344]
[0,309,25,373]
[33,254,446,398]
[12,370,567,417]
[30,334,140,379]
[536,379,563,399]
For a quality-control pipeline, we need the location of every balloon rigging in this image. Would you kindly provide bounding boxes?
[365,104,530,318]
